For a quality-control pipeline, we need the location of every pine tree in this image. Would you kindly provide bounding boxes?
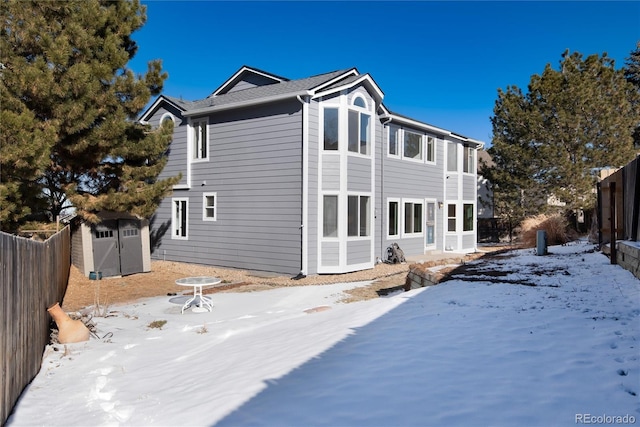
[0,0,180,230]
[624,42,640,148]
[486,49,639,225]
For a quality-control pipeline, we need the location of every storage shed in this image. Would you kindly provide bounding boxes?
[71,212,151,278]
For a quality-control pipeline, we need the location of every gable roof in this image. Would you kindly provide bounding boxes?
[139,94,188,123]
[209,65,289,97]
[181,68,357,117]
[138,66,485,146]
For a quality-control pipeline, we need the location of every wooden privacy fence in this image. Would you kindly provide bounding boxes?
[0,227,71,426]
[597,156,640,248]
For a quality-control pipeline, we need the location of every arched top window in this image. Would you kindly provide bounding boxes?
[160,112,175,126]
[352,96,367,109]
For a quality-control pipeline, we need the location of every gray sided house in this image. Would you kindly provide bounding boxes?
[140,66,484,276]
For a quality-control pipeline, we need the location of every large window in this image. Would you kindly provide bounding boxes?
[172,198,188,239]
[388,200,399,237]
[463,203,474,231]
[403,131,423,160]
[447,142,457,171]
[203,193,217,221]
[348,110,370,155]
[191,119,208,160]
[323,195,338,237]
[447,204,456,232]
[404,201,423,234]
[463,145,475,173]
[323,108,339,151]
[348,195,370,237]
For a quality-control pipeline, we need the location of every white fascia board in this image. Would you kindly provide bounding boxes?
[449,133,485,149]
[381,113,450,136]
[310,68,359,93]
[312,74,384,103]
[209,66,288,97]
[181,90,312,117]
[139,95,185,124]
[380,113,485,148]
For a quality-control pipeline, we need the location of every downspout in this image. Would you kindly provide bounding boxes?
[380,116,392,262]
[297,95,309,276]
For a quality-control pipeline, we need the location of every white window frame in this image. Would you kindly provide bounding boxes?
[447,141,458,172]
[387,125,400,158]
[463,145,475,174]
[425,199,437,249]
[402,130,424,162]
[322,107,340,152]
[463,202,475,232]
[202,192,217,221]
[447,203,457,233]
[347,194,371,238]
[159,112,176,127]
[190,118,209,162]
[426,136,436,164]
[322,194,339,238]
[387,198,400,238]
[172,197,189,240]
[402,199,424,237]
[347,99,371,157]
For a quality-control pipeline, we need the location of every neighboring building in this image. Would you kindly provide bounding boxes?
[140,66,484,275]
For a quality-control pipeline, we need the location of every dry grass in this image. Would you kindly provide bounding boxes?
[519,214,573,248]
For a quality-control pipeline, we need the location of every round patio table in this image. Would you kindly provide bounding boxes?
[175,276,222,314]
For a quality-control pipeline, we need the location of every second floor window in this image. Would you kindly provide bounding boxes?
[348,110,370,155]
[447,142,457,172]
[426,136,435,163]
[388,126,399,156]
[323,108,339,151]
[404,131,423,161]
[463,145,475,173]
[192,119,208,160]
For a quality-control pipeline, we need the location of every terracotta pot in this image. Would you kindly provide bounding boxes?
[47,302,90,343]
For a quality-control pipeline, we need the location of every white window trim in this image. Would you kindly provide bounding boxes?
[425,136,436,165]
[387,198,400,238]
[446,202,457,234]
[202,192,217,222]
[447,141,458,172]
[402,129,425,163]
[159,112,176,126]
[424,198,437,249]
[462,201,475,233]
[401,198,424,238]
[352,95,368,109]
[321,193,340,240]
[190,117,209,162]
[463,145,475,175]
[171,197,189,240]
[347,193,372,240]
[321,106,340,153]
[347,109,372,158]
[387,126,400,159]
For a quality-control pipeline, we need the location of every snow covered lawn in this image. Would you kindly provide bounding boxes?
[7,241,639,426]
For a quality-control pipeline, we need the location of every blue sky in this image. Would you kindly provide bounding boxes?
[130,1,639,145]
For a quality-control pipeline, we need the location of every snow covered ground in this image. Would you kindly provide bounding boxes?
[7,241,640,427]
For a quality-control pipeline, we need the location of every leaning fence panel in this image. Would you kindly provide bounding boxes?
[0,228,71,426]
